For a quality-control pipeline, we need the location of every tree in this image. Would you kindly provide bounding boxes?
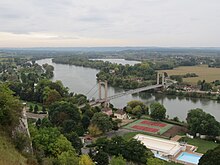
[29,105,33,112]
[132,105,142,117]
[49,101,81,127]
[58,150,79,165]
[150,102,166,120]
[79,155,95,165]
[42,106,47,113]
[187,108,220,136]
[199,145,220,165]
[127,100,144,109]
[112,120,119,131]
[44,89,61,106]
[0,84,22,129]
[31,127,75,157]
[147,158,165,165]
[91,112,112,133]
[51,134,74,157]
[34,105,39,114]
[123,139,152,164]
[82,115,90,130]
[65,132,83,154]
[110,155,126,165]
[126,100,148,116]
[36,118,42,129]
[88,124,102,137]
[41,118,52,128]
[94,136,153,164]
[93,151,109,165]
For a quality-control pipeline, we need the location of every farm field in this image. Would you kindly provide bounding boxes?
[123,119,173,135]
[162,65,220,84]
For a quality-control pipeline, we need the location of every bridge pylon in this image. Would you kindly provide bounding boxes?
[98,80,108,107]
[157,72,165,86]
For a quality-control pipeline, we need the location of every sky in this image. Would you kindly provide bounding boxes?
[0,0,220,47]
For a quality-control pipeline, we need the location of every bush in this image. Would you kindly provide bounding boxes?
[13,132,30,152]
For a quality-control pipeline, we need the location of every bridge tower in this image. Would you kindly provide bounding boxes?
[98,80,108,107]
[157,72,165,86]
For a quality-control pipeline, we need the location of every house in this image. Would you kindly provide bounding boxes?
[102,107,113,116]
[114,109,127,120]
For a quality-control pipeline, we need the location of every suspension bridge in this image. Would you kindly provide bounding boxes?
[82,72,175,108]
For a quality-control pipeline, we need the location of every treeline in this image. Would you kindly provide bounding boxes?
[209,58,220,68]
[170,73,198,82]
[165,89,220,101]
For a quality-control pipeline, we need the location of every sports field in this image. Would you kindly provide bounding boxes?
[123,119,173,135]
[162,65,220,84]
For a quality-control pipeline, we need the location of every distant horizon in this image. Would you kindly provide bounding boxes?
[1,46,220,49]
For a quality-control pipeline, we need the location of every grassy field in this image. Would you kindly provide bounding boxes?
[25,101,43,111]
[0,133,27,165]
[162,65,220,84]
[181,137,219,153]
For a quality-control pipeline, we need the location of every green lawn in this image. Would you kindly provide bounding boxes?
[24,101,43,111]
[181,137,219,153]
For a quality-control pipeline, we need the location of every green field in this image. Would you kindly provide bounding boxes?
[0,133,27,165]
[180,137,219,153]
[123,119,173,135]
[162,65,220,84]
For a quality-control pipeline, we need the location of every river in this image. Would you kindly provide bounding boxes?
[36,58,220,121]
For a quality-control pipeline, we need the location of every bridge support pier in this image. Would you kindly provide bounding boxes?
[157,72,165,86]
[98,80,108,107]
[157,72,160,85]
[162,72,165,86]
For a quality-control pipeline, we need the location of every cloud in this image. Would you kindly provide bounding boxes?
[0,0,220,47]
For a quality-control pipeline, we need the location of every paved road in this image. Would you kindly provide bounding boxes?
[104,128,137,138]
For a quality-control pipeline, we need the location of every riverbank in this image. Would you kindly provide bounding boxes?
[163,89,220,101]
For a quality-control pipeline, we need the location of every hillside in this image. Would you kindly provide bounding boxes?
[0,133,27,165]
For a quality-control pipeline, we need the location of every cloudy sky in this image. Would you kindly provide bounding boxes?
[0,0,220,47]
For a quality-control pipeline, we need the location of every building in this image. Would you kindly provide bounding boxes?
[133,134,185,160]
[114,109,127,120]
[102,107,113,116]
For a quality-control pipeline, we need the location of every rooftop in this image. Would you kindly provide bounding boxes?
[133,134,182,156]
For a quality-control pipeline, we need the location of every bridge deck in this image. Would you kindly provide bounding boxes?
[85,84,165,108]
[107,84,163,100]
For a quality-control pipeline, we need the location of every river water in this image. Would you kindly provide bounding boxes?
[37,58,220,121]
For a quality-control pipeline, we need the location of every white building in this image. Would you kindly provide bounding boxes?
[114,109,127,120]
[134,134,184,159]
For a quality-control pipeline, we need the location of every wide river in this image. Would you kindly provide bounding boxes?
[37,58,220,121]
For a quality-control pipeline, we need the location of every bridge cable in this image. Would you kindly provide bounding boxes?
[89,88,99,98]
[85,83,98,95]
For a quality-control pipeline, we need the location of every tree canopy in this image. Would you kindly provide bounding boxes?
[91,112,112,133]
[187,108,220,136]
[0,84,22,130]
[199,145,220,165]
[150,102,166,120]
